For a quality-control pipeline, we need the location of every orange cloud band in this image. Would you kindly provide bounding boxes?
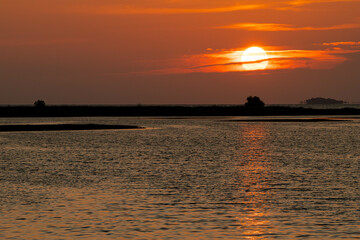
[139,48,359,75]
[323,41,360,46]
[74,4,262,15]
[220,23,360,31]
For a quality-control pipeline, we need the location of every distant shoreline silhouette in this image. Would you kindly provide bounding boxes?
[0,105,360,117]
[302,97,346,105]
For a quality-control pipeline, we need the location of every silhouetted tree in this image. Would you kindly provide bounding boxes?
[34,100,46,107]
[245,96,265,108]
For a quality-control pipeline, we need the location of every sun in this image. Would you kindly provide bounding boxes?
[241,47,269,70]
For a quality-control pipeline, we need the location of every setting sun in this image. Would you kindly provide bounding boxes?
[241,47,269,70]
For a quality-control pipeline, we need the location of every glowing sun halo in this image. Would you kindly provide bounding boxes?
[241,47,269,70]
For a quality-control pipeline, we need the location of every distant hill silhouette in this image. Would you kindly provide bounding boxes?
[304,97,346,104]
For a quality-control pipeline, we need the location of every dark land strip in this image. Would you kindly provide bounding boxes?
[0,124,143,132]
[1,106,360,117]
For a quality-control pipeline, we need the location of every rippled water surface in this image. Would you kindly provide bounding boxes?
[0,117,359,239]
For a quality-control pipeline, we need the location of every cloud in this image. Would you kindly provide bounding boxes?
[287,0,360,6]
[3,0,360,16]
[323,41,360,46]
[75,0,360,15]
[198,49,350,71]
[276,0,360,10]
[219,23,360,31]
[139,47,359,75]
[191,57,310,70]
[74,4,262,15]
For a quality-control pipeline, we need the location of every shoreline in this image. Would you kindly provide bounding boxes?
[1,105,360,117]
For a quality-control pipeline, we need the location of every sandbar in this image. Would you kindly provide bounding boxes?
[225,118,349,122]
[0,124,143,132]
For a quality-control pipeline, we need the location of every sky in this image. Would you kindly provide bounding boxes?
[1,0,360,104]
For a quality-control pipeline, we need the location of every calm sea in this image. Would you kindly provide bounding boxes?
[0,117,359,239]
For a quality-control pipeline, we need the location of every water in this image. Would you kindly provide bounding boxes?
[0,117,359,239]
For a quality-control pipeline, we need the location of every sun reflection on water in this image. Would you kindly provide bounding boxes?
[236,123,275,238]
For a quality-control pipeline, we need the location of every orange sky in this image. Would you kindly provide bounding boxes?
[1,0,360,104]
